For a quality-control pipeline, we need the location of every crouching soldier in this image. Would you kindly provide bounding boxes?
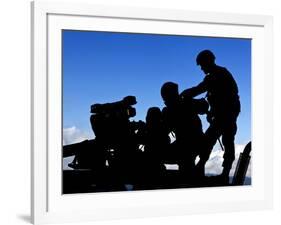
[160,82,208,183]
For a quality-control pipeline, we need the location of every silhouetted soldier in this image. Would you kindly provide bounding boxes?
[161,82,208,181]
[181,50,241,183]
[137,107,170,188]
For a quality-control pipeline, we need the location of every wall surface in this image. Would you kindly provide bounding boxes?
[0,0,280,224]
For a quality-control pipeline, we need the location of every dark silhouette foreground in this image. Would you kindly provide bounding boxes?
[63,50,250,194]
[62,94,250,193]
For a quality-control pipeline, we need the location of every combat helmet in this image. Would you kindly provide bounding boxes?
[196,50,216,65]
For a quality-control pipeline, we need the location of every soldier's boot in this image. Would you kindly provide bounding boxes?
[218,164,233,185]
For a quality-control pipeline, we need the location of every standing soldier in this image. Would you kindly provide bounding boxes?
[181,50,241,184]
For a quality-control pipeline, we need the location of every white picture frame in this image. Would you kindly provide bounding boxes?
[31,1,273,224]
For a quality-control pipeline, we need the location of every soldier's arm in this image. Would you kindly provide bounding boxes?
[180,76,209,98]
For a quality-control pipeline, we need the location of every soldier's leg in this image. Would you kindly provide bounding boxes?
[221,120,237,177]
[196,122,222,177]
[200,122,222,163]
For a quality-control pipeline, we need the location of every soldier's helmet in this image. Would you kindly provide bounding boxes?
[196,50,216,65]
[146,107,162,124]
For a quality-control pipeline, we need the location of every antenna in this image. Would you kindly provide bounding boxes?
[232,142,251,185]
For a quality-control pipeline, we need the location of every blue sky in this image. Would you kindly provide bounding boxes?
[62,30,251,146]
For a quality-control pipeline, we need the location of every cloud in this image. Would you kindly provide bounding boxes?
[63,126,94,170]
[63,126,93,145]
[63,156,75,170]
[205,144,251,178]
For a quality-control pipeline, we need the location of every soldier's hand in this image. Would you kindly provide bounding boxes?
[180,89,193,99]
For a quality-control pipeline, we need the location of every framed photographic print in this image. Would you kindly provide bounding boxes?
[31,1,273,224]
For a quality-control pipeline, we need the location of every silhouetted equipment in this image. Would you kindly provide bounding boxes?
[90,95,137,118]
[63,139,106,170]
[217,137,225,151]
[63,96,149,193]
[89,95,141,146]
[232,142,251,185]
[90,96,146,183]
[63,96,144,171]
